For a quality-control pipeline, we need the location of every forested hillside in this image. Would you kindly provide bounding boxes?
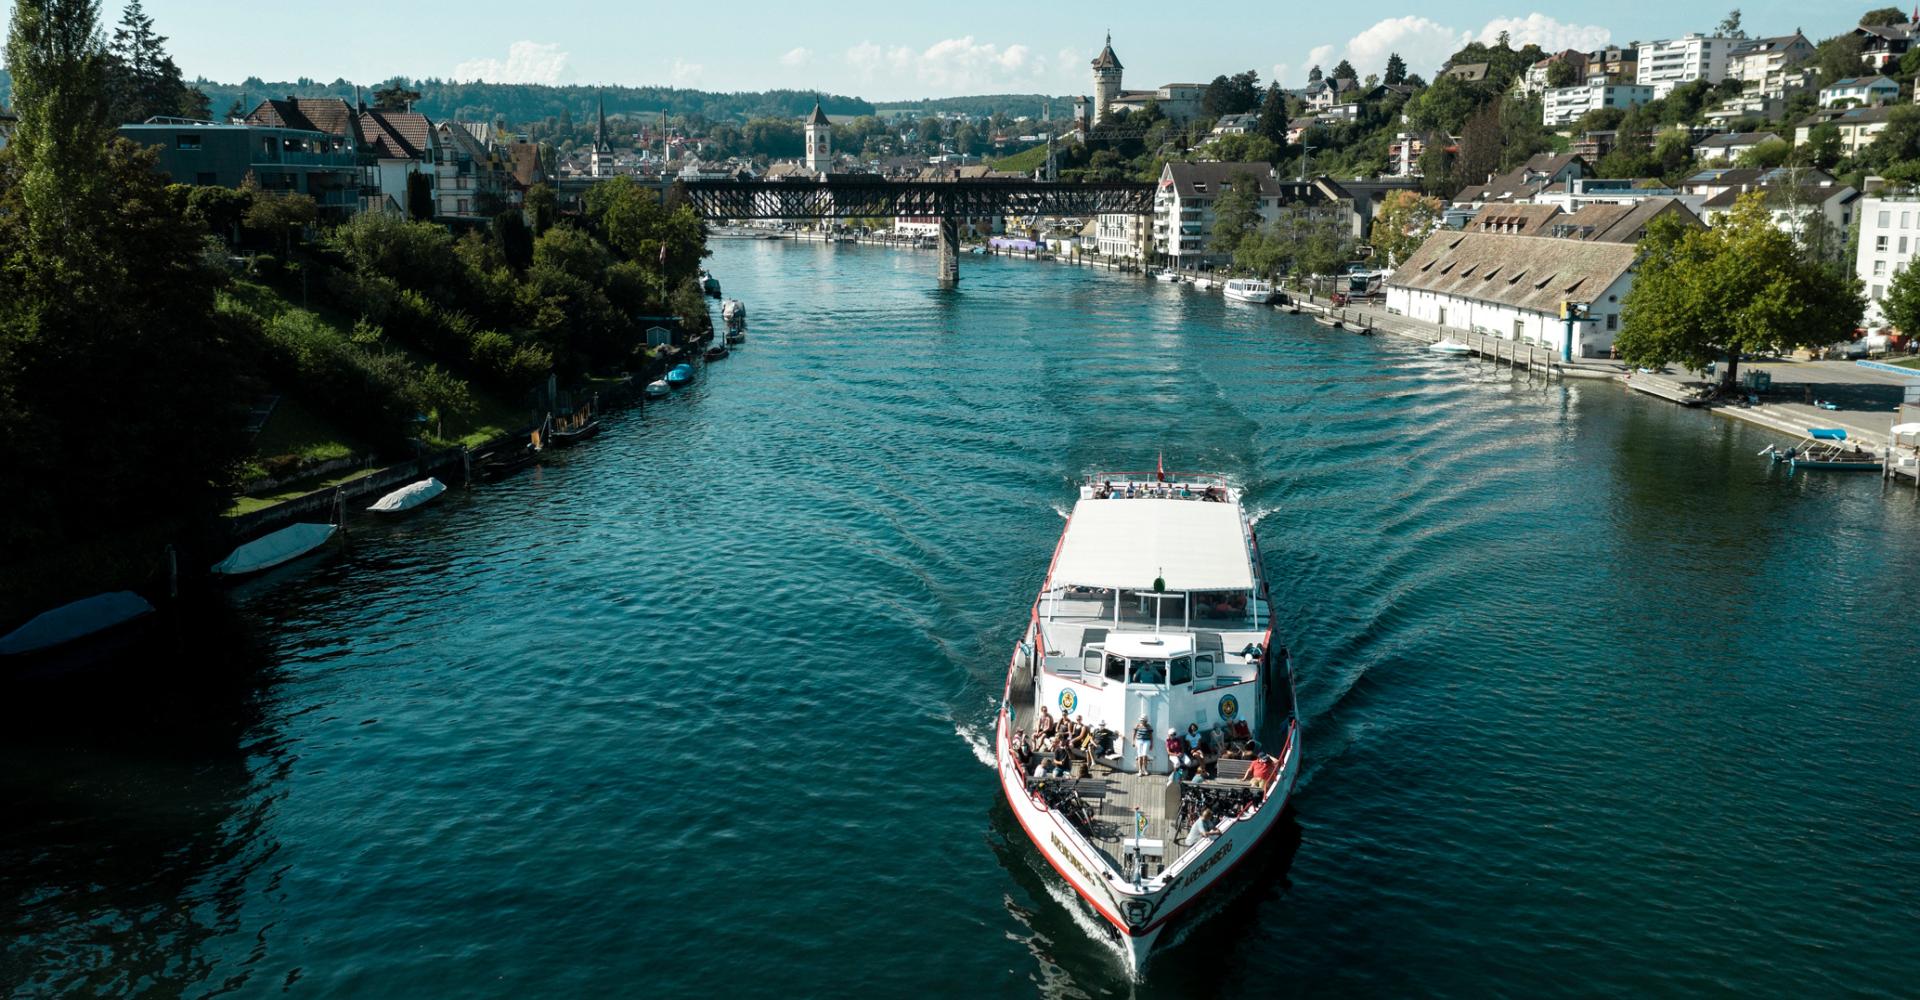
[191,77,874,126]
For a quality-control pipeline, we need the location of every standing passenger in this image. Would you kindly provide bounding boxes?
[1132,716,1154,774]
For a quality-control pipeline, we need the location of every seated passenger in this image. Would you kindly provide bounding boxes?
[1091,721,1118,759]
[1164,729,1191,784]
[1184,722,1203,753]
[1184,807,1221,846]
[1247,752,1278,790]
[1035,706,1056,741]
[1226,718,1255,755]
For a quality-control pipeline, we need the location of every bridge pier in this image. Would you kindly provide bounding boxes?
[938,217,960,288]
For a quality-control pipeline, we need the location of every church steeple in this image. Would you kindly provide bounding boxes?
[594,91,611,153]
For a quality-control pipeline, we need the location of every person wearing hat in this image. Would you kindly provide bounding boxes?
[1164,728,1191,785]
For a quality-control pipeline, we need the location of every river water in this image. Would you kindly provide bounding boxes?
[5,239,1920,998]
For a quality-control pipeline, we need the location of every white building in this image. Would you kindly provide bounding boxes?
[1636,34,1738,98]
[1095,212,1150,262]
[1693,131,1783,164]
[1819,76,1900,108]
[1542,78,1654,126]
[1856,196,1920,328]
[1152,161,1346,267]
[1794,105,1902,157]
[804,102,831,173]
[1727,33,1815,92]
[1078,34,1206,122]
[1385,231,1638,358]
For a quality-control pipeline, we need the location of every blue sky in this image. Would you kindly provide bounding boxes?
[14,2,1867,98]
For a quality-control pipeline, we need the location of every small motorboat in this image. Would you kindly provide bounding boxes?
[645,379,671,398]
[1153,270,1181,283]
[1222,278,1276,304]
[665,363,695,388]
[477,437,540,481]
[700,271,722,298]
[1194,277,1215,291]
[212,522,338,577]
[1312,314,1345,329]
[703,343,730,361]
[1429,338,1473,355]
[366,477,446,514]
[1,591,155,662]
[726,330,746,345]
[1766,428,1884,471]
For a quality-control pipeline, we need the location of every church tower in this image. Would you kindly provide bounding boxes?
[1091,32,1123,123]
[804,101,831,174]
[591,91,616,178]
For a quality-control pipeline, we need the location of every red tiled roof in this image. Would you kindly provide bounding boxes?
[245,97,356,139]
[356,109,432,160]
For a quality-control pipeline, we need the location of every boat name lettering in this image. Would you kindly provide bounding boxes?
[1181,840,1233,890]
[1051,832,1097,885]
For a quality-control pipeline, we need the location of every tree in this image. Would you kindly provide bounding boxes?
[1810,33,1870,88]
[1208,170,1264,263]
[1733,137,1791,168]
[1202,70,1261,117]
[1453,100,1502,190]
[1331,59,1358,82]
[1384,53,1407,86]
[1617,195,1864,390]
[373,82,422,110]
[1200,133,1279,164]
[524,182,556,236]
[1803,123,1843,170]
[104,0,200,124]
[1416,134,1456,196]
[1860,7,1908,27]
[1717,9,1746,39]
[406,170,433,221]
[6,0,115,266]
[1308,65,1323,83]
[245,190,317,254]
[1880,257,1920,335]
[1369,189,1444,267]
[1254,82,1289,145]
[1547,59,1581,88]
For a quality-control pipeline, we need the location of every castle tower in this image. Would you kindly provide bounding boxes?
[591,91,616,178]
[1091,32,1123,123]
[804,101,831,174]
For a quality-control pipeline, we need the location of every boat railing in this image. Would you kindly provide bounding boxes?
[1086,470,1231,488]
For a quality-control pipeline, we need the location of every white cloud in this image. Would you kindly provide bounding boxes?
[670,58,703,84]
[779,47,813,68]
[1291,12,1611,85]
[844,36,1072,94]
[452,41,570,85]
[1476,14,1611,53]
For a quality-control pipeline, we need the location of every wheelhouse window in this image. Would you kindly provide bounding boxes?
[1105,653,1126,682]
[1170,655,1192,685]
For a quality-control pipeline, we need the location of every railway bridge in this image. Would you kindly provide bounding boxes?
[679,177,1156,287]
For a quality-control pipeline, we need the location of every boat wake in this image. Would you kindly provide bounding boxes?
[1049,501,1071,520]
[954,720,997,768]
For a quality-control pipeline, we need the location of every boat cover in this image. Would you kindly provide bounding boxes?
[367,478,446,513]
[0,591,154,656]
[1890,423,1920,436]
[212,522,337,576]
[1808,428,1848,441]
[1051,498,1254,592]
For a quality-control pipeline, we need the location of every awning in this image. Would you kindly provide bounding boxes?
[1050,498,1254,592]
[1809,428,1847,441]
[1890,422,1920,436]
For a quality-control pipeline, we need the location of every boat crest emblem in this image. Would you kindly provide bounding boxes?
[1058,689,1077,714]
[1218,694,1239,720]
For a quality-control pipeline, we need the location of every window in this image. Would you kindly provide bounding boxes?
[176,134,201,150]
[1104,654,1126,682]
[1903,237,1910,254]
[1872,284,1885,301]
[1879,210,1891,227]
[1904,211,1912,228]
[1607,314,1618,330]
[1875,260,1887,275]
[1170,655,1192,686]
[1877,235,1889,251]
[1193,654,1215,680]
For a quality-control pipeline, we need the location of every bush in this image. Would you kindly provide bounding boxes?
[471,330,552,391]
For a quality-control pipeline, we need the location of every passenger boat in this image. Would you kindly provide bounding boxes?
[665,363,695,388]
[211,521,338,577]
[645,379,671,398]
[366,477,446,514]
[995,467,1301,976]
[1429,338,1473,355]
[1221,278,1276,304]
[1765,428,1883,471]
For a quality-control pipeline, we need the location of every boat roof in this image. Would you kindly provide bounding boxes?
[1809,427,1847,440]
[1103,631,1194,658]
[1051,498,1254,592]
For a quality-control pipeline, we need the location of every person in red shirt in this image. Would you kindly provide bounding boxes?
[1247,752,1278,791]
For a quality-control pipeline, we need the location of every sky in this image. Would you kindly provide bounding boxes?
[5,1,1869,99]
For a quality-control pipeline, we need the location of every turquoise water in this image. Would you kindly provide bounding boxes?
[6,240,1920,997]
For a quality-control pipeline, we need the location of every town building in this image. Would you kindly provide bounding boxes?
[1696,181,1858,245]
[1693,131,1783,164]
[1819,76,1900,108]
[1448,153,1589,226]
[1441,63,1490,83]
[1636,34,1738,98]
[1855,19,1919,70]
[1304,76,1360,111]
[590,93,616,178]
[432,121,510,221]
[1151,161,1347,267]
[1854,195,1920,327]
[1517,50,1590,98]
[355,106,435,215]
[1385,230,1639,357]
[1092,34,1123,122]
[804,101,831,173]
[1727,33,1815,91]
[893,164,1015,239]
[1095,211,1151,263]
[1211,113,1258,136]
[116,117,362,217]
[1542,77,1654,127]
[1582,46,1639,83]
[1068,36,1204,125]
[1794,105,1902,157]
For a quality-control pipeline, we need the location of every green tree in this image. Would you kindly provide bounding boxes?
[1733,137,1791,168]
[406,170,433,221]
[245,190,317,254]
[1384,53,1407,86]
[6,0,115,268]
[524,182,557,236]
[1547,59,1581,88]
[1254,82,1289,145]
[1368,189,1444,267]
[373,81,422,110]
[1202,70,1262,117]
[1809,33,1870,88]
[1803,123,1843,170]
[1717,9,1746,39]
[184,183,253,244]
[1860,7,1908,27]
[1617,195,1864,390]
[1331,59,1357,81]
[1880,258,1920,335]
[1201,133,1280,163]
[1208,170,1264,261]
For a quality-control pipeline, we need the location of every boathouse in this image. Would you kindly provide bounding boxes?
[1384,231,1638,359]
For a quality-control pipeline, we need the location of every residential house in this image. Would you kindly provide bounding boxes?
[1570,130,1618,160]
[1448,153,1590,226]
[1468,203,1563,236]
[1794,105,1902,157]
[355,107,435,216]
[1095,211,1151,262]
[1819,76,1900,108]
[1697,182,1859,245]
[1304,76,1360,111]
[1211,113,1258,136]
[1518,50,1590,97]
[1854,195,1920,327]
[505,140,549,200]
[1679,166,1836,199]
[1727,33,1815,93]
[1636,34,1738,97]
[116,118,361,217]
[1855,19,1919,71]
[1151,161,1347,267]
[1469,198,1702,243]
[1583,46,1639,83]
[432,121,509,222]
[1529,177,1706,216]
[1384,230,1639,357]
[1693,131,1783,164]
[1543,77,1654,126]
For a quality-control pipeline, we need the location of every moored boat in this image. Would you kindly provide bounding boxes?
[212,522,338,577]
[703,342,730,361]
[366,477,446,514]
[1766,428,1883,471]
[1429,338,1473,355]
[1,590,155,676]
[547,406,602,448]
[700,271,722,297]
[477,431,542,482]
[645,379,671,398]
[1221,278,1276,304]
[665,363,695,388]
[995,467,1301,976]
[1153,270,1181,283]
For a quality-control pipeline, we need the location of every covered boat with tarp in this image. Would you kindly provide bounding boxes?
[367,477,446,514]
[211,522,338,576]
[1,591,155,676]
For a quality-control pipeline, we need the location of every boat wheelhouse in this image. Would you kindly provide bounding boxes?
[995,469,1301,976]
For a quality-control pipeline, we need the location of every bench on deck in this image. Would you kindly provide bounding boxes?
[1213,758,1252,783]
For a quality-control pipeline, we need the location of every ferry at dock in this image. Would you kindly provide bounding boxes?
[994,467,1301,975]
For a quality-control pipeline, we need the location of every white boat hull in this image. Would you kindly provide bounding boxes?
[995,703,1300,976]
[367,477,446,514]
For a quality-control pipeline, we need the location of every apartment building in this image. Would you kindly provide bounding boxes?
[1542,78,1654,127]
[1151,161,1347,267]
[1636,34,1737,98]
[1856,196,1920,328]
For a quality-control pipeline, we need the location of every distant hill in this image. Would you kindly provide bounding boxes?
[871,94,1076,120]
[189,77,875,127]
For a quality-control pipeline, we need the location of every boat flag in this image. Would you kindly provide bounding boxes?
[1156,452,1165,482]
